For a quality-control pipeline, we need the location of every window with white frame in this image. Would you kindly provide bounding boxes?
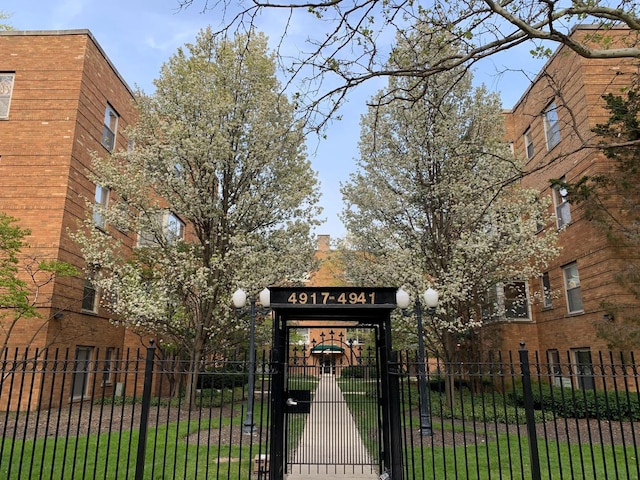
[546,349,563,387]
[93,185,109,230]
[563,262,583,313]
[166,213,185,243]
[524,129,534,159]
[543,101,561,150]
[0,73,15,119]
[82,276,98,313]
[102,104,119,151]
[541,272,553,308]
[137,211,185,247]
[553,179,571,228]
[482,281,531,322]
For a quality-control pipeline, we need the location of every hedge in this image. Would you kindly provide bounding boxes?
[509,382,640,421]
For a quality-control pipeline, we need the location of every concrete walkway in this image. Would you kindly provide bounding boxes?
[285,374,378,480]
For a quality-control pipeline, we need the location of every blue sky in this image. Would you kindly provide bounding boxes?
[3,0,545,240]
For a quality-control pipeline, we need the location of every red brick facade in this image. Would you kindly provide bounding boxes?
[492,26,640,358]
[2,26,638,405]
[0,30,143,407]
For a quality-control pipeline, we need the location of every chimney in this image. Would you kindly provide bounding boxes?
[317,235,330,252]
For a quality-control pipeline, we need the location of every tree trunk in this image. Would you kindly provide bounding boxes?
[184,325,205,407]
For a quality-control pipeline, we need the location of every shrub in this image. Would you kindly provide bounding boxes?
[341,365,377,378]
[197,365,249,390]
[508,382,640,421]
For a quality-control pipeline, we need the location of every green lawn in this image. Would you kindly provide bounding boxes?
[338,377,639,479]
[405,434,636,479]
[1,402,268,480]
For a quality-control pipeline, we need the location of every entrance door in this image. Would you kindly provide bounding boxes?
[285,328,381,476]
[71,346,92,401]
[268,286,404,480]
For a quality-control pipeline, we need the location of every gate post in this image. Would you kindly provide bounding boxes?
[387,350,404,480]
[519,342,541,480]
[269,311,287,480]
[135,340,155,480]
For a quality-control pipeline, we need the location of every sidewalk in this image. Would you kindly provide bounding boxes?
[285,374,378,480]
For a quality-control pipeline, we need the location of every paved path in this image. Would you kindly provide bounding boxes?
[285,374,378,480]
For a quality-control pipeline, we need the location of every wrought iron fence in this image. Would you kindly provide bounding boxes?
[0,343,272,480]
[1,343,639,479]
[390,348,640,480]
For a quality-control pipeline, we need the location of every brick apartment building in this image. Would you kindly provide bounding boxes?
[291,235,372,376]
[0,30,145,406]
[489,25,640,381]
[2,26,639,402]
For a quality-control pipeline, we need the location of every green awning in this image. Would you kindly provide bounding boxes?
[311,345,344,354]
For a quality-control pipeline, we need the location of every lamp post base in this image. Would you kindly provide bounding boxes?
[243,423,256,434]
[419,426,433,436]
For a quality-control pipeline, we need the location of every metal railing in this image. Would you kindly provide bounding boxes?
[390,347,640,480]
[1,344,639,479]
[0,344,272,480]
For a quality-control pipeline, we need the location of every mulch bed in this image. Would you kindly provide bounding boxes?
[2,403,637,450]
[405,417,639,447]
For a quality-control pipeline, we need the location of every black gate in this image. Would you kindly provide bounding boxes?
[285,328,381,476]
[268,287,403,480]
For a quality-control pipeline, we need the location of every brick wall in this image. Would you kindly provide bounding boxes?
[0,30,135,359]
[499,26,640,355]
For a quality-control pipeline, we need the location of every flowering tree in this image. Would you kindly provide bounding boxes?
[72,29,321,400]
[340,25,559,373]
[0,11,12,31]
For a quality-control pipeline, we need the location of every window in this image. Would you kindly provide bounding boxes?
[0,73,15,119]
[503,282,530,319]
[573,349,595,390]
[541,272,552,308]
[102,347,115,385]
[563,262,583,313]
[93,185,109,229]
[102,104,118,151]
[543,101,560,150]
[546,349,563,387]
[166,213,185,243]
[82,276,98,313]
[553,179,571,228]
[524,129,534,159]
[72,347,93,400]
[482,281,531,322]
[137,211,185,247]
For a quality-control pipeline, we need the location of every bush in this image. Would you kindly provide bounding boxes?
[197,365,249,390]
[508,382,640,421]
[341,365,379,378]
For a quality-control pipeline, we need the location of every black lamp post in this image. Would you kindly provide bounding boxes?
[396,287,439,436]
[232,287,270,434]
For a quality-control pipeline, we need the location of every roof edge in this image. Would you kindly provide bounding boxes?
[0,29,136,97]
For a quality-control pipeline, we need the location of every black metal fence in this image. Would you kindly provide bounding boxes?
[0,343,272,480]
[391,348,640,480]
[1,344,639,479]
